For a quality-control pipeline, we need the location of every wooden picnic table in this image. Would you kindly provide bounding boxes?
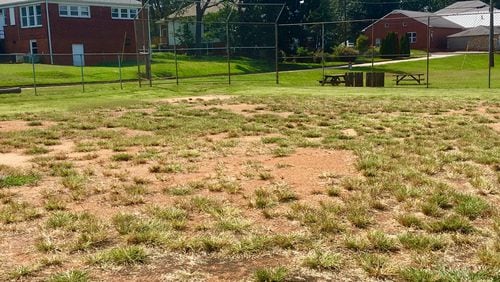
[319,74,346,86]
[393,73,425,85]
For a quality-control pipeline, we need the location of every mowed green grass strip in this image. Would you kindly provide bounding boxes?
[1,52,499,88]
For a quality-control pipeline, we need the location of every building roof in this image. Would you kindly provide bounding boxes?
[164,2,223,19]
[435,1,490,15]
[362,9,463,31]
[0,0,141,8]
[395,10,463,28]
[448,25,500,37]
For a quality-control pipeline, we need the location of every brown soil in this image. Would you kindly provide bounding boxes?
[0,120,56,132]
[341,128,358,137]
[156,95,235,104]
[0,152,32,168]
[194,103,293,118]
[101,127,154,137]
[488,122,500,133]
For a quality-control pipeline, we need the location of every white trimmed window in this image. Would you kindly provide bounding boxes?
[0,9,5,26]
[59,5,90,18]
[407,32,417,43]
[111,7,138,19]
[20,5,42,28]
[9,7,16,25]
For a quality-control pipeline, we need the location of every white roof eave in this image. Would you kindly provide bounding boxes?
[0,0,141,8]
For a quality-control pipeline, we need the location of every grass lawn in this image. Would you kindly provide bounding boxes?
[1,51,471,88]
[0,78,498,281]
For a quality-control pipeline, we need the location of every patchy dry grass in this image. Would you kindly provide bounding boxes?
[0,92,498,281]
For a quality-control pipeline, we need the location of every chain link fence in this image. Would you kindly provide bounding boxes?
[1,10,500,92]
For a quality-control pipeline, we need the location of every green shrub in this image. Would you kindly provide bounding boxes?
[333,46,359,62]
[356,34,370,53]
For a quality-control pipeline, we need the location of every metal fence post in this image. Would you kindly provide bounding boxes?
[80,54,85,92]
[427,16,430,89]
[31,54,37,95]
[173,20,179,85]
[118,54,123,90]
[371,20,375,73]
[321,23,325,79]
[275,23,279,84]
[146,53,152,87]
[226,22,231,85]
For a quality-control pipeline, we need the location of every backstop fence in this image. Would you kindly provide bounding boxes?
[1,9,500,92]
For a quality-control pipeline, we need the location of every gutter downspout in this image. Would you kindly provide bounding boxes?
[45,0,53,64]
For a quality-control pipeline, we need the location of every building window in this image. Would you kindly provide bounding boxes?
[402,22,407,27]
[407,32,417,43]
[20,5,42,28]
[384,23,389,28]
[59,5,90,18]
[29,40,38,54]
[375,38,381,46]
[9,7,16,25]
[111,7,138,19]
[0,9,5,26]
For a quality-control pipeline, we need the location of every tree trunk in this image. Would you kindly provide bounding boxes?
[195,2,203,55]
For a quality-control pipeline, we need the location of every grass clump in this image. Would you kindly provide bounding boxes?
[46,211,108,251]
[112,212,170,245]
[346,201,372,229]
[359,253,391,279]
[367,231,400,252]
[252,188,276,209]
[397,213,426,229]
[428,215,474,234]
[111,153,133,162]
[8,265,35,279]
[47,270,89,282]
[454,194,490,220]
[253,266,289,282]
[0,201,40,224]
[398,232,447,251]
[0,171,40,188]
[90,246,148,265]
[303,250,343,271]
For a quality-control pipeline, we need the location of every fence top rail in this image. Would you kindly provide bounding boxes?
[0,53,142,56]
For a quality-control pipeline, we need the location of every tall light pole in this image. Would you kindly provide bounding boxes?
[489,0,495,68]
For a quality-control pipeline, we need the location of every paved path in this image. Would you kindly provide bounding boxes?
[280,53,459,74]
[333,53,458,69]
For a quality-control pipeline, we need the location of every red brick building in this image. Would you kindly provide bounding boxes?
[363,10,464,52]
[0,0,142,65]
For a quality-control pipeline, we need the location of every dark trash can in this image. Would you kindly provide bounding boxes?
[345,72,363,87]
[366,72,385,87]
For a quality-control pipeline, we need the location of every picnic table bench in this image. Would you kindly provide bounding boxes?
[393,73,425,85]
[319,74,346,86]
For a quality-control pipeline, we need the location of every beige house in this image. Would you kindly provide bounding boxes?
[447,26,500,51]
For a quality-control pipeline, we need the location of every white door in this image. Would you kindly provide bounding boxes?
[72,44,85,66]
[0,9,5,39]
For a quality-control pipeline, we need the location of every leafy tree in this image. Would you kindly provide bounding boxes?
[380,32,399,58]
[356,34,369,53]
[399,33,410,57]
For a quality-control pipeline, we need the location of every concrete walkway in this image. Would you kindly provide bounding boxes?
[333,53,458,69]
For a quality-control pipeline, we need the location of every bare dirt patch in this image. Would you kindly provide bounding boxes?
[0,152,32,168]
[102,127,154,137]
[0,120,56,132]
[341,128,358,137]
[156,95,235,104]
[194,103,293,118]
[487,122,500,133]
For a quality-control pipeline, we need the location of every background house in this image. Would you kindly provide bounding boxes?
[363,10,463,51]
[435,0,500,28]
[363,0,500,52]
[0,0,142,65]
[156,3,223,50]
[447,25,500,51]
